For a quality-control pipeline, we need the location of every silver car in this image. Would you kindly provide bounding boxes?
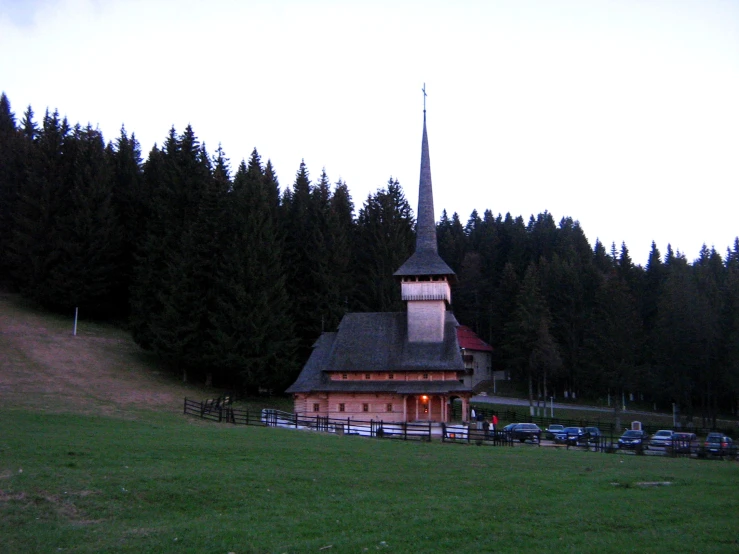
[648,429,674,449]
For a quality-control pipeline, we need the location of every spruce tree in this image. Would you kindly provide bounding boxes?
[214,152,298,391]
[581,275,643,415]
[43,124,122,316]
[354,178,414,312]
[503,263,555,414]
[0,93,21,285]
[9,109,70,303]
[109,127,145,317]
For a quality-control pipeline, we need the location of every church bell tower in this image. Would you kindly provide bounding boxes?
[394,88,456,343]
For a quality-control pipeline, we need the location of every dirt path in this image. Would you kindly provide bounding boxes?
[0,293,205,416]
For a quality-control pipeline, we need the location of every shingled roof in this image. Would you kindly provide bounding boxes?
[285,311,467,394]
[393,109,456,280]
[457,325,494,352]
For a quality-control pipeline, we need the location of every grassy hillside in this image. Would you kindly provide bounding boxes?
[0,292,208,416]
[1,294,738,553]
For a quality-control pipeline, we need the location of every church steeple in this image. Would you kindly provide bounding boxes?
[416,109,437,254]
[394,89,456,343]
[394,91,455,281]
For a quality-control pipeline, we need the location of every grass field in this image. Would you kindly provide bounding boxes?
[2,293,739,553]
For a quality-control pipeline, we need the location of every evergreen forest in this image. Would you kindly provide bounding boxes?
[1,93,738,426]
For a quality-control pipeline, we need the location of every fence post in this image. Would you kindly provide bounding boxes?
[246,409,249,426]
[184,398,187,414]
[428,421,432,442]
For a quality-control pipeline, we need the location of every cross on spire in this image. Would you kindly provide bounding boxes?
[422,83,427,112]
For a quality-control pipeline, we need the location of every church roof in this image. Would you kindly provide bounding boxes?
[285,311,467,394]
[457,325,494,352]
[393,109,456,280]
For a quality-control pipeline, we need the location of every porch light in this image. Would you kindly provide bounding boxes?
[421,395,428,401]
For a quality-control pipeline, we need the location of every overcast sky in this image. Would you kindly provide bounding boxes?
[1,0,737,265]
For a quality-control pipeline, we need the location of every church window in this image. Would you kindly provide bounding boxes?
[365,373,371,380]
[313,403,320,412]
[339,403,345,412]
[423,373,429,379]
[362,403,369,412]
[388,373,394,380]
[342,373,347,380]
[386,403,393,412]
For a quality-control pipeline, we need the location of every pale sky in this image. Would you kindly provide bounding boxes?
[1,0,737,265]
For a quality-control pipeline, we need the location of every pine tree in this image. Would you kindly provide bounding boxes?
[212,152,297,391]
[129,144,167,349]
[581,275,643,424]
[503,263,555,414]
[281,160,320,360]
[109,126,145,317]
[130,126,213,379]
[354,178,414,312]
[653,257,703,417]
[9,109,70,302]
[43,124,122,316]
[0,93,21,285]
[437,210,465,272]
[541,253,586,397]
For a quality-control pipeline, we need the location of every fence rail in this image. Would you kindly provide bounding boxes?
[184,398,510,445]
[183,398,738,460]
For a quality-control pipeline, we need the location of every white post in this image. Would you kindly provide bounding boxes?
[550,397,554,418]
[622,391,626,412]
[73,307,78,336]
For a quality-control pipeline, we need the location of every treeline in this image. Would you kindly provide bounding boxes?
[0,93,737,423]
[438,210,739,424]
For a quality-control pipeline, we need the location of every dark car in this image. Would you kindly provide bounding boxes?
[554,426,586,445]
[672,432,698,454]
[618,429,648,450]
[584,426,602,444]
[703,433,736,458]
[509,423,542,443]
[649,430,674,449]
[545,424,565,439]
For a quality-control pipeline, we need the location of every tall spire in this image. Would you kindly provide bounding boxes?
[416,108,437,254]
[393,87,455,280]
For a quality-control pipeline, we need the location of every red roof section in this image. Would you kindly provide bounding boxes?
[457,325,493,352]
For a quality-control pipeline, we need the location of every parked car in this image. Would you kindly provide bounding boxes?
[554,426,586,445]
[703,433,736,458]
[584,427,602,444]
[545,424,564,439]
[509,423,542,443]
[618,429,648,450]
[649,430,674,449]
[672,432,698,454]
[502,423,518,434]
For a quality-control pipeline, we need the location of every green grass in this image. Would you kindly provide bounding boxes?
[2,409,738,553]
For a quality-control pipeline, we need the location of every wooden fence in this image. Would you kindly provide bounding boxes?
[184,398,512,445]
[183,398,737,459]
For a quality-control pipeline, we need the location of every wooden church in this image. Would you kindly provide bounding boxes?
[286,103,490,423]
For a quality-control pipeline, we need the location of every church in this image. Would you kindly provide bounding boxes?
[286,102,491,423]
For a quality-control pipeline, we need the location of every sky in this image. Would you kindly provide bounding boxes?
[1,0,737,266]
